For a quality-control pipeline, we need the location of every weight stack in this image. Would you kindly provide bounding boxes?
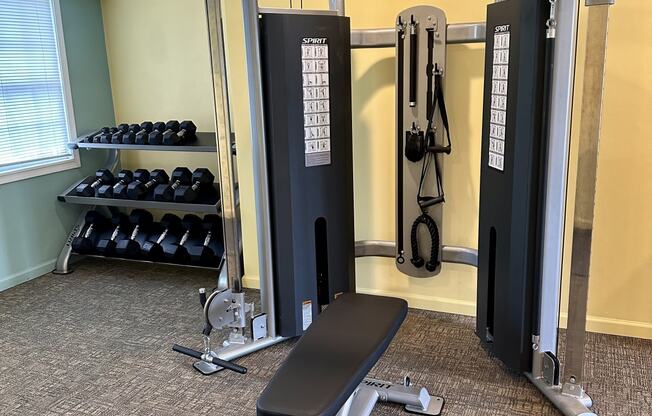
[476,0,549,373]
[259,10,355,338]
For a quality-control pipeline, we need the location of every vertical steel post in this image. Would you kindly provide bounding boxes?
[329,0,345,16]
[242,0,278,337]
[534,0,579,363]
[206,0,243,292]
[562,3,612,397]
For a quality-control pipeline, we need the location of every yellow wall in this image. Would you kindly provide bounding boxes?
[559,2,652,338]
[101,0,216,174]
[101,0,652,339]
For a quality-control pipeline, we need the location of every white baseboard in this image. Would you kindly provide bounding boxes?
[243,275,652,339]
[356,286,477,316]
[243,274,260,289]
[559,313,652,340]
[0,259,57,292]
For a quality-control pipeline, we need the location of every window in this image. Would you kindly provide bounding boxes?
[0,0,78,184]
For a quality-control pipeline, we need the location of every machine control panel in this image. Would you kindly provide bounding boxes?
[488,25,511,172]
[302,38,331,167]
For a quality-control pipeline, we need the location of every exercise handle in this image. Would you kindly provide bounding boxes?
[172,344,248,374]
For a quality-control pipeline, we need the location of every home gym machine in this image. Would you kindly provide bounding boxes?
[173,1,615,416]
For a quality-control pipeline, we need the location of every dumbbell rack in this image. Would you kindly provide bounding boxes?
[54,133,230,275]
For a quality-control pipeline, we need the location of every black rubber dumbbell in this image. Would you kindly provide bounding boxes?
[71,211,108,254]
[192,215,223,266]
[163,120,194,145]
[147,121,173,145]
[76,169,114,197]
[115,209,154,258]
[127,169,168,199]
[91,127,108,143]
[152,121,166,132]
[87,127,109,143]
[113,169,148,199]
[99,127,119,143]
[111,124,130,144]
[98,170,133,198]
[174,168,214,203]
[81,129,102,143]
[164,214,201,263]
[122,123,147,144]
[134,121,154,145]
[178,120,197,143]
[96,213,131,256]
[147,121,166,144]
[153,167,192,201]
[141,213,183,260]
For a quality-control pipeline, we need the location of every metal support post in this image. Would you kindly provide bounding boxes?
[53,148,120,274]
[533,0,579,372]
[206,0,243,293]
[562,2,612,400]
[329,0,345,16]
[241,0,279,337]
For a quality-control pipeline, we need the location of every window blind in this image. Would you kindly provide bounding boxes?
[0,0,72,171]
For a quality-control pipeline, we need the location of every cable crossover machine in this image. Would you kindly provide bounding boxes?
[172,1,617,415]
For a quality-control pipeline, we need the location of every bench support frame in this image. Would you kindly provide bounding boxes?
[335,377,444,416]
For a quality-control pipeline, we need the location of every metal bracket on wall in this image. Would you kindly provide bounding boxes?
[351,22,485,49]
[395,5,448,278]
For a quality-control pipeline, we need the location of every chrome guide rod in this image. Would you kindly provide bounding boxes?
[563,2,612,397]
[242,0,278,337]
[329,0,345,16]
[533,0,579,366]
[350,23,486,48]
[206,0,242,292]
[526,1,600,414]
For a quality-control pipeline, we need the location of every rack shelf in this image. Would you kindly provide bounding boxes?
[58,179,222,214]
[70,132,218,153]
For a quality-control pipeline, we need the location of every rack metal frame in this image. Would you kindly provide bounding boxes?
[54,133,224,274]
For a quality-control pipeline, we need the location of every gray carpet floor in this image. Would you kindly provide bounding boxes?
[0,258,650,415]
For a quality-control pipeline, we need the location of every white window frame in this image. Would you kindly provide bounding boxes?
[0,0,80,186]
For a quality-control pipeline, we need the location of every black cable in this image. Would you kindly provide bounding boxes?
[410,213,440,271]
[396,18,405,262]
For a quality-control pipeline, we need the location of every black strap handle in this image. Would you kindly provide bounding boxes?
[172,344,247,374]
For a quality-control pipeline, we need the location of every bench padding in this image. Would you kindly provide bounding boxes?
[257,293,408,416]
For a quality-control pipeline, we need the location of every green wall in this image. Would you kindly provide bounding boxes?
[0,0,114,290]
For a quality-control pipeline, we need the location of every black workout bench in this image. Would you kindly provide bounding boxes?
[257,293,444,416]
